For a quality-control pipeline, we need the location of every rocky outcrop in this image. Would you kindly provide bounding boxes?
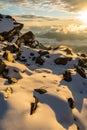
[16,31,39,47]
[0,14,23,42]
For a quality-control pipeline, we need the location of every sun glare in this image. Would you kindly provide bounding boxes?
[78,10,87,24]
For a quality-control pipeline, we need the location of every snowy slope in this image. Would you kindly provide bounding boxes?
[0,42,87,130]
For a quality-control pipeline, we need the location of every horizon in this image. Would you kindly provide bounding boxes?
[1,0,87,33]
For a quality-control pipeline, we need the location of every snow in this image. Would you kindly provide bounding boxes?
[0,42,87,130]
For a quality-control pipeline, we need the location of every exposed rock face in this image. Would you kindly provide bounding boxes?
[54,57,72,65]
[0,14,23,42]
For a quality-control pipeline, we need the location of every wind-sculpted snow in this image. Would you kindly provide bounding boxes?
[0,40,87,130]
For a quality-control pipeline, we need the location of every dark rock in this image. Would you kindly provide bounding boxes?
[16,31,35,47]
[29,40,39,48]
[54,57,72,65]
[34,89,47,94]
[32,57,36,61]
[36,56,45,65]
[68,98,74,109]
[3,51,15,62]
[30,96,38,115]
[53,46,59,50]
[39,43,52,50]
[63,71,72,82]
[0,14,3,18]
[2,67,9,78]
[46,55,50,58]
[78,58,87,68]
[63,48,72,55]
[3,43,20,53]
[8,77,18,84]
[38,50,49,56]
[30,52,34,56]
[80,53,86,57]
[75,66,86,78]
[0,59,7,74]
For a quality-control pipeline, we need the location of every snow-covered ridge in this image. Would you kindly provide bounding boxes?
[0,41,87,130]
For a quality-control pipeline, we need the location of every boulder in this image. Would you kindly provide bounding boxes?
[54,57,72,65]
[36,56,45,65]
[3,51,15,62]
[63,71,72,82]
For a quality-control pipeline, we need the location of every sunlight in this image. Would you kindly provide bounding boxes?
[78,10,87,24]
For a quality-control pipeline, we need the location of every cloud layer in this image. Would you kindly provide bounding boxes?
[0,0,87,12]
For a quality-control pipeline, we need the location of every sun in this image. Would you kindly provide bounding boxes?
[78,10,87,24]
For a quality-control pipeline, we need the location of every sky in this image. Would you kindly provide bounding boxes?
[0,0,87,35]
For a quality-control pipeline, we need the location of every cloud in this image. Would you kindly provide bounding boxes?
[0,0,87,12]
[0,0,27,6]
[60,0,87,12]
[15,14,59,21]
